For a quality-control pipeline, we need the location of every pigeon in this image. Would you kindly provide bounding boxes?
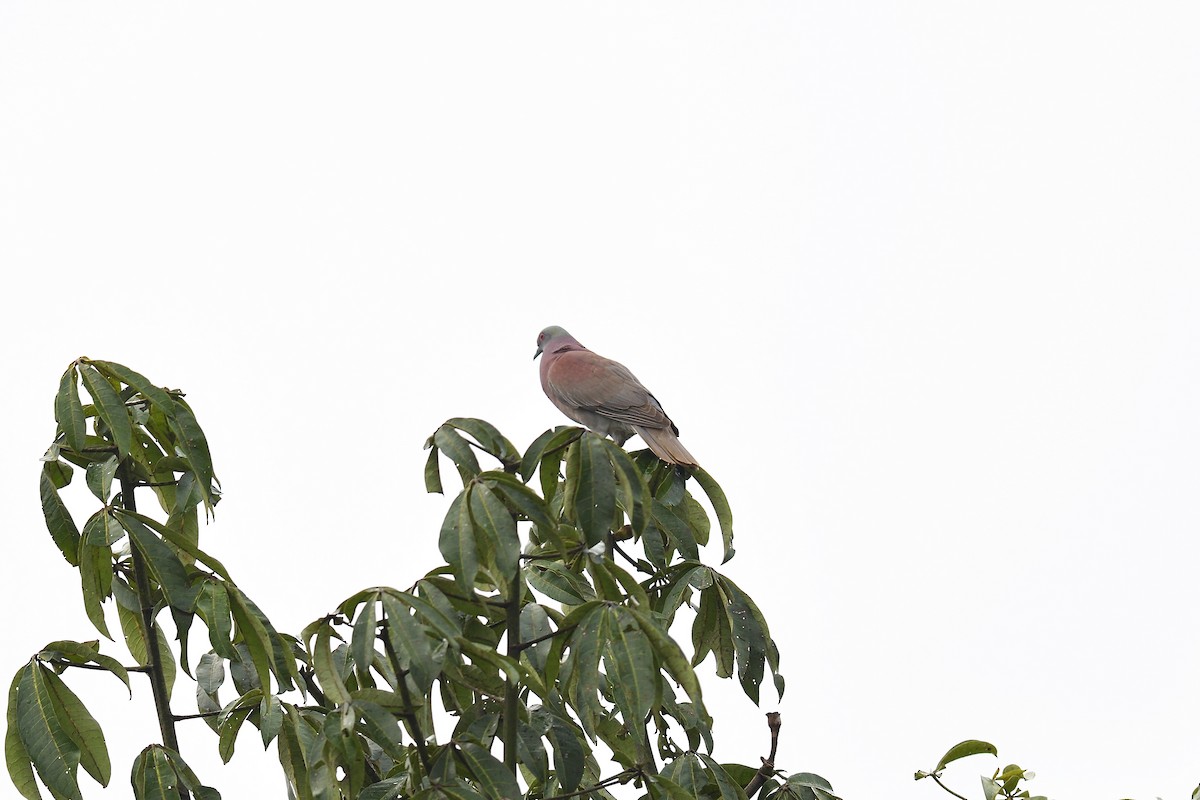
[533,326,699,468]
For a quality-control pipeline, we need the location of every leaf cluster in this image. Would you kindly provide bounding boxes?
[9,362,833,800]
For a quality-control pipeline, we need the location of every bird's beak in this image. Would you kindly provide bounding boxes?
[533,345,543,360]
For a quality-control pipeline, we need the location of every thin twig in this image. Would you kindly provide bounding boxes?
[49,660,151,674]
[744,712,782,798]
[514,623,577,653]
[173,710,222,721]
[544,768,642,799]
[930,773,972,800]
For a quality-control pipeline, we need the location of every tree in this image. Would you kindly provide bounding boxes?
[7,358,836,800]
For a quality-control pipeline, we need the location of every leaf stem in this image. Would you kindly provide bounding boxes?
[930,773,972,800]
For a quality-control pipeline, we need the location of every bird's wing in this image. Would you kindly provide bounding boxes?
[547,350,676,430]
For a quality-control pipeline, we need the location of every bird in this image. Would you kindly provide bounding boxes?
[533,325,699,468]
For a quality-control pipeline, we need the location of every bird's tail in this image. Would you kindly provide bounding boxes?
[635,425,700,469]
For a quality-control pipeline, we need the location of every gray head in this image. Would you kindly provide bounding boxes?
[533,325,580,359]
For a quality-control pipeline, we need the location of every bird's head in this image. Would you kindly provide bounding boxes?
[534,325,573,359]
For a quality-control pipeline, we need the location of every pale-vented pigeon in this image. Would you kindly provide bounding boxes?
[533,326,699,468]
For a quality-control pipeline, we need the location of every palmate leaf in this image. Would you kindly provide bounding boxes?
[16,663,83,800]
[40,668,109,787]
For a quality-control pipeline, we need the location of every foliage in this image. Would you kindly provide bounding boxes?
[7,359,829,800]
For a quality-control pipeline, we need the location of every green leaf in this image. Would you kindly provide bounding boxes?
[354,699,406,761]
[424,445,444,494]
[167,398,217,514]
[468,482,519,582]
[652,499,699,561]
[573,433,616,547]
[78,542,114,640]
[311,620,350,705]
[457,742,522,800]
[79,365,133,459]
[382,594,438,694]
[519,604,554,673]
[661,752,706,795]
[648,774,696,800]
[40,668,109,786]
[541,710,584,792]
[259,694,283,748]
[433,425,481,484]
[41,457,73,489]
[525,561,595,606]
[17,663,82,800]
[601,438,649,536]
[87,361,174,412]
[351,593,380,688]
[131,745,177,800]
[603,609,656,726]
[486,472,558,538]
[445,418,520,470]
[691,467,734,562]
[194,581,237,660]
[84,456,119,503]
[118,510,231,581]
[228,587,274,695]
[120,513,200,612]
[438,494,478,595]
[37,641,129,694]
[629,607,708,723]
[521,426,582,483]
[697,754,749,800]
[5,668,41,800]
[935,739,998,771]
[163,748,221,800]
[726,594,766,705]
[55,367,86,453]
[40,467,80,566]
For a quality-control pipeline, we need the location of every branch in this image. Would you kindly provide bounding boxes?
[503,571,521,774]
[121,469,190,800]
[544,767,642,799]
[743,712,782,798]
[49,660,151,674]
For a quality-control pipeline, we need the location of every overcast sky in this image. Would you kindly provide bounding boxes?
[2,4,1199,799]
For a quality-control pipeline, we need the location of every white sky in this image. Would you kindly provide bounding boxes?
[2,3,1199,799]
